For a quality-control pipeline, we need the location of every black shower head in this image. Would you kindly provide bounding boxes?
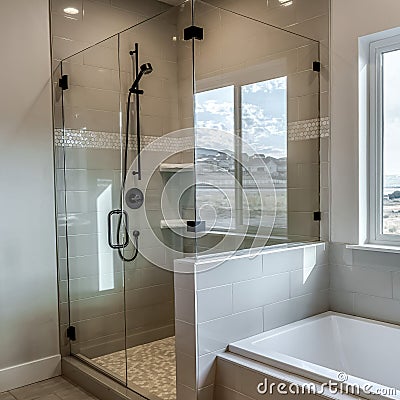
[140,63,153,75]
[130,63,153,93]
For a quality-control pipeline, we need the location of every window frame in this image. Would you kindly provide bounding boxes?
[369,34,400,244]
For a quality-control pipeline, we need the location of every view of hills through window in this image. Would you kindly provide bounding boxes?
[195,85,236,229]
[195,77,287,233]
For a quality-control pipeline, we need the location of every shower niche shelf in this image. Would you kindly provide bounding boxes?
[159,161,194,232]
[160,219,189,229]
[159,163,194,173]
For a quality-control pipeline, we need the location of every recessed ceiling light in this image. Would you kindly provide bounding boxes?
[278,0,292,5]
[63,7,79,15]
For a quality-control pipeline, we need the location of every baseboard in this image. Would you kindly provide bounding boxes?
[62,357,146,400]
[0,354,61,392]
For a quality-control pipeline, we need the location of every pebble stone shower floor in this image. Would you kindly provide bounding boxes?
[93,336,176,400]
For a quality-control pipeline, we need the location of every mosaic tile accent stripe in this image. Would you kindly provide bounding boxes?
[93,336,176,400]
[288,117,330,141]
[54,117,330,150]
[54,128,194,152]
[54,128,123,149]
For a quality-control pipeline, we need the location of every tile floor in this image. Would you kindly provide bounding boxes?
[0,377,98,400]
[1,337,176,400]
[93,336,176,400]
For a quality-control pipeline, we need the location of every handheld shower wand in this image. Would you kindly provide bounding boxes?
[116,44,153,263]
[129,63,153,94]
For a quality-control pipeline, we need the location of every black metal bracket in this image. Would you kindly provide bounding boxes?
[313,211,322,221]
[59,75,69,90]
[184,25,204,41]
[67,326,76,341]
[187,220,206,232]
[129,88,144,95]
[312,61,321,72]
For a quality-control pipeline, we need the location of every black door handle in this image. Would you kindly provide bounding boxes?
[107,209,129,249]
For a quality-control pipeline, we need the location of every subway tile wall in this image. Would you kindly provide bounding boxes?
[51,0,170,61]
[174,242,329,400]
[329,243,400,325]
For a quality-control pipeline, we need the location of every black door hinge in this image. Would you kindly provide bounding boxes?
[59,75,69,90]
[184,25,204,41]
[67,326,76,341]
[312,61,321,72]
[314,211,322,221]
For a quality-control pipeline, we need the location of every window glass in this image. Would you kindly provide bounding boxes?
[382,49,400,235]
[195,86,235,229]
[241,77,287,232]
[194,78,288,233]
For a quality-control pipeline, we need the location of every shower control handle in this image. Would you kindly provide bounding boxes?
[107,209,130,249]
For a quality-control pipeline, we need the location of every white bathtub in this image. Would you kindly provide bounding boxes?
[229,312,400,400]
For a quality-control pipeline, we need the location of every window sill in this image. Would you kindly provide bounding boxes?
[346,244,400,254]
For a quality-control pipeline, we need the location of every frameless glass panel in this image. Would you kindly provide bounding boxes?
[118,2,193,398]
[382,49,400,235]
[242,77,288,237]
[194,0,321,255]
[58,36,127,384]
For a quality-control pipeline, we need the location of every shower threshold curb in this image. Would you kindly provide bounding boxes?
[62,356,149,400]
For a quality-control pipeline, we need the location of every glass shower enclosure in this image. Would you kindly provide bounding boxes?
[53,1,321,399]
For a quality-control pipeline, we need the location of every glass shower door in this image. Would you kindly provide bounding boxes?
[119,3,193,399]
[58,36,127,384]
[56,3,195,398]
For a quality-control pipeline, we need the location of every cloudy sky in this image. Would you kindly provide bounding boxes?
[383,49,400,177]
[195,77,287,158]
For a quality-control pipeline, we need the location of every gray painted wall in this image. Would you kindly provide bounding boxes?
[0,0,60,391]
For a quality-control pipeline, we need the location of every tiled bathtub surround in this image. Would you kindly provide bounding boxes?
[329,243,400,323]
[174,242,329,400]
[214,353,330,400]
[207,243,400,400]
